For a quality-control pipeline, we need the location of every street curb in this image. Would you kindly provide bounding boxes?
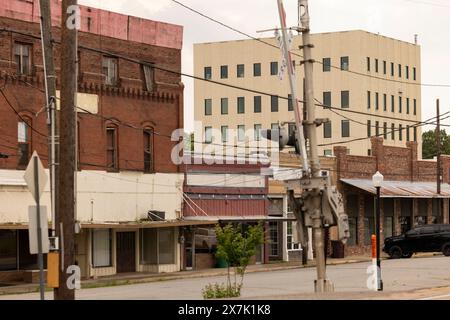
[0,258,374,296]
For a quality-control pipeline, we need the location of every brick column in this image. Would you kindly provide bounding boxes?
[407,141,418,181]
[358,194,365,247]
[371,137,385,173]
[444,199,449,224]
[427,199,433,224]
[334,146,348,181]
[394,199,401,235]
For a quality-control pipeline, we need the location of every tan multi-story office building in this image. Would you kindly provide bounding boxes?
[194,30,422,158]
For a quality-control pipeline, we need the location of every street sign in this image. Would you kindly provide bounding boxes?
[24,151,48,300]
[24,151,48,202]
[28,206,49,254]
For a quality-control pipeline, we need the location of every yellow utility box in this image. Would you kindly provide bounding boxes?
[47,252,59,288]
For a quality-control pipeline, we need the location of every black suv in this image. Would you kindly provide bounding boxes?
[383,224,450,259]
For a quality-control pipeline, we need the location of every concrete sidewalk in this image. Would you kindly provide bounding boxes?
[0,253,437,296]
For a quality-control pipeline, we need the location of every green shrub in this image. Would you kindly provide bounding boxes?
[202,282,241,299]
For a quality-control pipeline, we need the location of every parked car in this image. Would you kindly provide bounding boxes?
[383,224,450,259]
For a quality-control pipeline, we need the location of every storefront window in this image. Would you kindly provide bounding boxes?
[269,222,279,257]
[348,217,358,246]
[92,229,111,267]
[140,228,175,265]
[159,228,175,264]
[286,221,300,250]
[384,217,393,239]
[0,230,17,271]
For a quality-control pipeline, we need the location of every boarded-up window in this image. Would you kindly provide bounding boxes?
[144,129,154,173]
[18,119,31,167]
[159,228,175,264]
[14,43,32,75]
[143,65,155,91]
[106,126,118,171]
[141,228,157,264]
[102,57,118,85]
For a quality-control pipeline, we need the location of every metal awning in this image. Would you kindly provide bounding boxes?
[80,219,218,229]
[0,220,217,230]
[341,179,450,198]
[183,215,295,222]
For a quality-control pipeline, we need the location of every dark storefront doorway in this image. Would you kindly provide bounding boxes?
[116,232,136,273]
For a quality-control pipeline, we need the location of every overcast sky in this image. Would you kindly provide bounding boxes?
[79,0,450,132]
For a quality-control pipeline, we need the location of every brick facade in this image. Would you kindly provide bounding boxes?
[0,15,183,173]
[335,137,450,256]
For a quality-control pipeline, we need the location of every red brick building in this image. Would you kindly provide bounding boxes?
[0,0,188,280]
[335,137,450,255]
[0,0,183,172]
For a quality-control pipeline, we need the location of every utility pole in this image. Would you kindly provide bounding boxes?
[436,99,441,195]
[297,0,331,292]
[39,0,58,239]
[273,0,349,293]
[436,99,442,221]
[55,0,78,300]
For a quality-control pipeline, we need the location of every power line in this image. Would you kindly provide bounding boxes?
[401,0,450,8]
[171,0,282,52]
[315,97,450,129]
[0,85,47,137]
[318,113,440,147]
[0,28,430,126]
[1,28,446,156]
[171,0,450,88]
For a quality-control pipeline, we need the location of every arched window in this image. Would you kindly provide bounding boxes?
[17,116,32,168]
[143,128,154,173]
[106,124,118,171]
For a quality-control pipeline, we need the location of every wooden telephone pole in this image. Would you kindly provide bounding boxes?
[38,0,58,238]
[275,0,349,293]
[55,0,78,300]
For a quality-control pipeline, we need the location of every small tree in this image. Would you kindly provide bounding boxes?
[202,222,264,299]
[422,129,450,159]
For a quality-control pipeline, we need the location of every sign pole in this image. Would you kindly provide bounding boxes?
[34,155,45,300]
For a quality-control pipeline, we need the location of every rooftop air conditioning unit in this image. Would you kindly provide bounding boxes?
[148,210,165,221]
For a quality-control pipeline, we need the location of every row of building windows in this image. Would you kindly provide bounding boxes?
[15,119,154,173]
[367,92,417,115]
[322,120,351,139]
[12,43,155,90]
[204,61,283,80]
[321,90,418,115]
[366,57,417,80]
[322,56,349,71]
[204,95,294,115]
[204,125,265,143]
[204,56,351,80]
[366,121,418,143]
[204,91,417,116]
[322,120,418,142]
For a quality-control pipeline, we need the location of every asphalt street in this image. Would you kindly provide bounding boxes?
[1,256,449,300]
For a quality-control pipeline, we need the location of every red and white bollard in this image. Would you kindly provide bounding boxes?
[371,234,378,291]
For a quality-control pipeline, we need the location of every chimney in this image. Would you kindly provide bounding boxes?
[414,34,418,45]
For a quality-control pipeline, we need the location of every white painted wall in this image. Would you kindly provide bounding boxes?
[0,169,184,224]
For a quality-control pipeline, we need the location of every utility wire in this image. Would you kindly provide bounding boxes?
[171,0,450,88]
[0,28,430,125]
[0,86,47,137]
[1,28,447,155]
